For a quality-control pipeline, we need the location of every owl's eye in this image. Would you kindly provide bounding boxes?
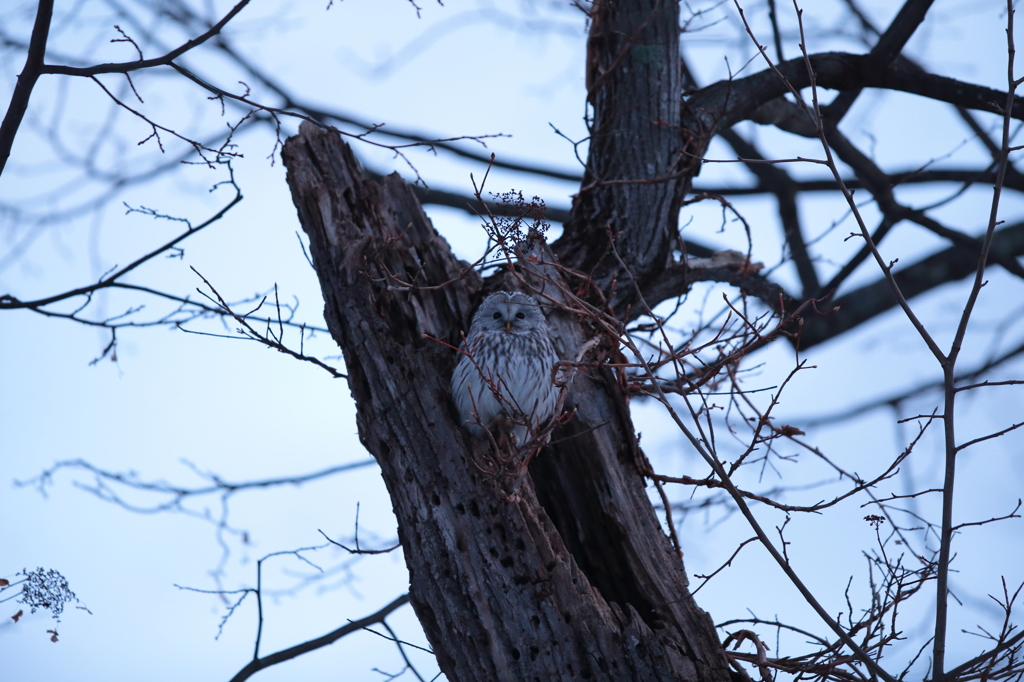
[515,312,525,320]
[492,312,502,320]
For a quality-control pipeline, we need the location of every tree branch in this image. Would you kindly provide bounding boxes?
[719,128,820,296]
[687,52,1024,135]
[228,594,411,682]
[800,220,1024,348]
[39,0,250,77]
[0,0,53,176]
[825,0,936,121]
[0,187,242,312]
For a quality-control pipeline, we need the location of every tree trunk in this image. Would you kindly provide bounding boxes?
[556,0,692,311]
[282,120,730,682]
[281,2,733,680]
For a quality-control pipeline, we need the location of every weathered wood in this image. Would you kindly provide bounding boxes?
[281,1,735,679]
[282,121,732,681]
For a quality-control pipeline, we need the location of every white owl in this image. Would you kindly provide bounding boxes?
[451,292,559,446]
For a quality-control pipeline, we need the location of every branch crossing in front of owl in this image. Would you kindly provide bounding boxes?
[450,291,559,446]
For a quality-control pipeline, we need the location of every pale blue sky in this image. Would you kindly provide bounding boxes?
[3,1,1023,680]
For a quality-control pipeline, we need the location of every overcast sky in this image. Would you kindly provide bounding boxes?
[3,1,1023,681]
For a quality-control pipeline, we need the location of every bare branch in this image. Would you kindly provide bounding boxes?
[0,0,53,176]
[40,1,251,78]
[228,594,411,682]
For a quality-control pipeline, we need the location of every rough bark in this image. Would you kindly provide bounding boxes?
[282,123,732,681]
[278,2,1021,678]
[279,2,742,677]
[556,0,689,312]
[280,5,737,676]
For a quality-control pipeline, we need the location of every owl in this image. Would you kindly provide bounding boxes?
[451,291,559,446]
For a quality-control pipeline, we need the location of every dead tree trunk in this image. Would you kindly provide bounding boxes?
[281,2,733,680]
[281,121,730,681]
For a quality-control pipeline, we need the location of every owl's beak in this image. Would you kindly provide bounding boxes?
[504,320,512,332]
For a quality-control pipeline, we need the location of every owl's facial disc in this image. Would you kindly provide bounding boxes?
[490,307,510,332]
[506,304,531,332]
[502,304,515,332]
[477,292,542,335]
